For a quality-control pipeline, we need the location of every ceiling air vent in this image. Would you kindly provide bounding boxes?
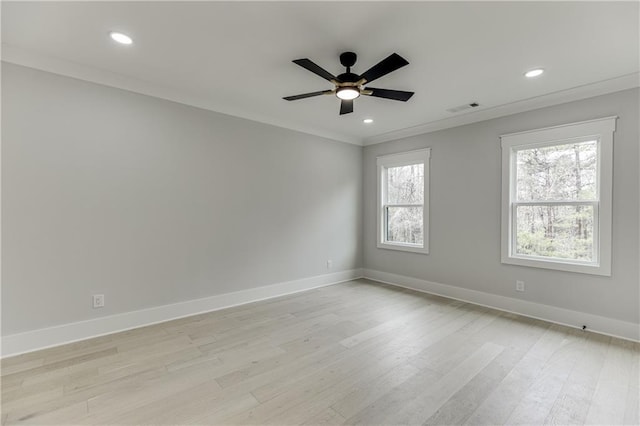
[446,102,480,113]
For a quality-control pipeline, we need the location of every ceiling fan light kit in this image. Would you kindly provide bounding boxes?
[336,87,360,100]
[284,51,414,115]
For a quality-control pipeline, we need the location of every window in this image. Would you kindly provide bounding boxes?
[501,117,616,275]
[377,149,430,254]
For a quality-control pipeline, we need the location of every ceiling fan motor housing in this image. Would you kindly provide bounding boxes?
[337,72,360,84]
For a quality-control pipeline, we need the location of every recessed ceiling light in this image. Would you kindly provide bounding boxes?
[109,32,133,45]
[363,118,374,124]
[524,68,544,78]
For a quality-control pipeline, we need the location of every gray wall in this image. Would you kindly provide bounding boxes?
[363,88,639,324]
[3,62,638,337]
[2,63,363,334]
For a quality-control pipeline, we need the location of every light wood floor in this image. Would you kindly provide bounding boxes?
[1,279,639,425]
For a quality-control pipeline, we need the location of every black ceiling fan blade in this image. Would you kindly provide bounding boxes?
[292,58,337,82]
[283,90,333,101]
[340,99,353,115]
[364,87,414,102]
[360,53,409,84]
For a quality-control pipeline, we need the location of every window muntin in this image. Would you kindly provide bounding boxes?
[377,149,430,254]
[501,117,615,276]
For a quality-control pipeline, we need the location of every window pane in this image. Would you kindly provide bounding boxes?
[387,164,424,204]
[386,206,423,245]
[515,205,594,261]
[516,140,597,202]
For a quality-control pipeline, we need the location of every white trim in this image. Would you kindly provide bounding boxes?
[500,116,617,145]
[0,46,360,146]
[377,148,430,254]
[500,116,617,139]
[376,241,429,255]
[363,74,638,146]
[1,269,363,358]
[362,269,640,342]
[375,148,432,167]
[3,44,638,148]
[500,117,615,276]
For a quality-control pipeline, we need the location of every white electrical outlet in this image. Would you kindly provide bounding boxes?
[516,281,525,292]
[327,260,333,269]
[92,294,105,308]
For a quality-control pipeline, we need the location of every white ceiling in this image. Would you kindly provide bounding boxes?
[3,1,639,145]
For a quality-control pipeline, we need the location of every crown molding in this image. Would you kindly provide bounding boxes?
[4,44,638,148]
[1,44,363,146]
[363,72,639,146]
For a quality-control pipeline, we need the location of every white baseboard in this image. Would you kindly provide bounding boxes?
[1,269,364,358]
[363,268,640,342]
[5,267,636,357]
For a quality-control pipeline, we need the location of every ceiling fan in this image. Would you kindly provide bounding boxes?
[283,52,414,115]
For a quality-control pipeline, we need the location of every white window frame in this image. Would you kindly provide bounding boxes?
[500,116,616,276]
[377,148,430,254]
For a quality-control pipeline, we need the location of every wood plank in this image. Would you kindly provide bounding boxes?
[395,342,504,425]
[463,324,580,424]
[544,331,610,425]
[585,336,636,425]
[330,363,421,419]
[423,345,527,425]
[301,407,345,425]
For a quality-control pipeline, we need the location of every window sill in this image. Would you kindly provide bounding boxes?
[377,242,429,255]
[501,255,610,276]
